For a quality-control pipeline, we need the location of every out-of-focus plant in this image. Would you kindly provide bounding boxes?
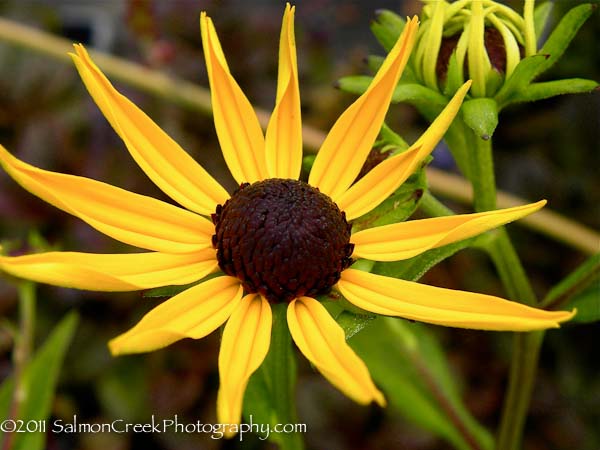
[338,1,598,450]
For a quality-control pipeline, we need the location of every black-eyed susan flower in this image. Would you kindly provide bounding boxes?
[0,4,573,429]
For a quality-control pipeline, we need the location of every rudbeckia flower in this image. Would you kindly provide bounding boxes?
[0,4,573,429]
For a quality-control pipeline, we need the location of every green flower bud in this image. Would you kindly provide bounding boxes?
[414,0,537,97]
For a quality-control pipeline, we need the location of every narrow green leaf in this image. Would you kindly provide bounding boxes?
[337,75,371,96]
[350,318,493,450]
[0,313,78,450]
[338,76,447,110]
[461,98,499,140]
[244,304,303,450]
[517,78,598,103]
[542,253,600,323]
[333,310,376,340]
[494,54,548,107]
[497,3,594,108]
[373,236,476,281]
[370,9,405,52]
[534,2,554,39]
[392,83,449,107]
[142,273,221,298]
[535,3,595,79]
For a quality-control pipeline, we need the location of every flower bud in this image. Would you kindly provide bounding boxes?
[414,0,537,97]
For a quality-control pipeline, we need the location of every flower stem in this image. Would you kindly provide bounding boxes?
[467,132,496,212]
[1,282,36,450]
[465,131,542,450]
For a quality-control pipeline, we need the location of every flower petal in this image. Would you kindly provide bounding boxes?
[287,297,385,406]
[0,145,213,253]
[200,12,267,184]
[352,200,546,261]
[339,81,471,220]
[308,17,419,201]
[0,249,217,291]
[217,294,272,431]
[338,269,575,331]
[71,45,229,216]
[264,4,302,180]
[109,276,243,355]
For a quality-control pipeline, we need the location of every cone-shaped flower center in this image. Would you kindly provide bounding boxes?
[212,179,353,302]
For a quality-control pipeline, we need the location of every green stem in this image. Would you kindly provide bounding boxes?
[464,131,542,450]
[467,132,496,212]
[264,304,304,450]
[483,229,537,305]
[1,282,36,450]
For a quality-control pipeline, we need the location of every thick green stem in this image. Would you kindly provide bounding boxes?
[464,131,542,450]
[467,132,496,212]
[1,282,36,450]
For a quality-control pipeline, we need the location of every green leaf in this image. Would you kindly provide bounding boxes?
[333,310,376,340]
[494,54,548,107]
[350,318,493,450]
[0,313,78,450]
[542,253,600,323]
[243,304,303,450]
[534,2,554,39]
[497,3,594,109]
[461,98,499,140]
[338,76,447,110]
[370,9,405,52]
[392,83,449,108]
[337,75,371,96]
[142,273,221,298]
[373,236,476,281]
[352,168,426,232]
[517,78,599,103]
[535,3,595,79]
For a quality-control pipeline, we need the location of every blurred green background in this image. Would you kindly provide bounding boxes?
[0,1,598,449]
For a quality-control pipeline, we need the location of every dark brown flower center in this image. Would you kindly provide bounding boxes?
[211,179,353,302]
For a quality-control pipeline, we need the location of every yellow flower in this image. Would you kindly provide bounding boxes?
[0,4,573,430]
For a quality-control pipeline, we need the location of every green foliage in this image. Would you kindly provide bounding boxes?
[370,9,405,52]
[244,304,303,450]
[0,313,78,450]
[496,3,598,108]
[350,318,494,450]
[543,253,600,323]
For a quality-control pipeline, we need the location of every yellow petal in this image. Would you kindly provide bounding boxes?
[352,200,546,261]
[0,249,217,291]
[109,276,243,354]
[287,297,385,406]
[200,12,267,184]
[308,17,419,201]
[71,45,229,216]
[338,269,575,331]
[264,4,302,180]
[0,145,213,253]
[339,81,471,220]
[217,294,272,433]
